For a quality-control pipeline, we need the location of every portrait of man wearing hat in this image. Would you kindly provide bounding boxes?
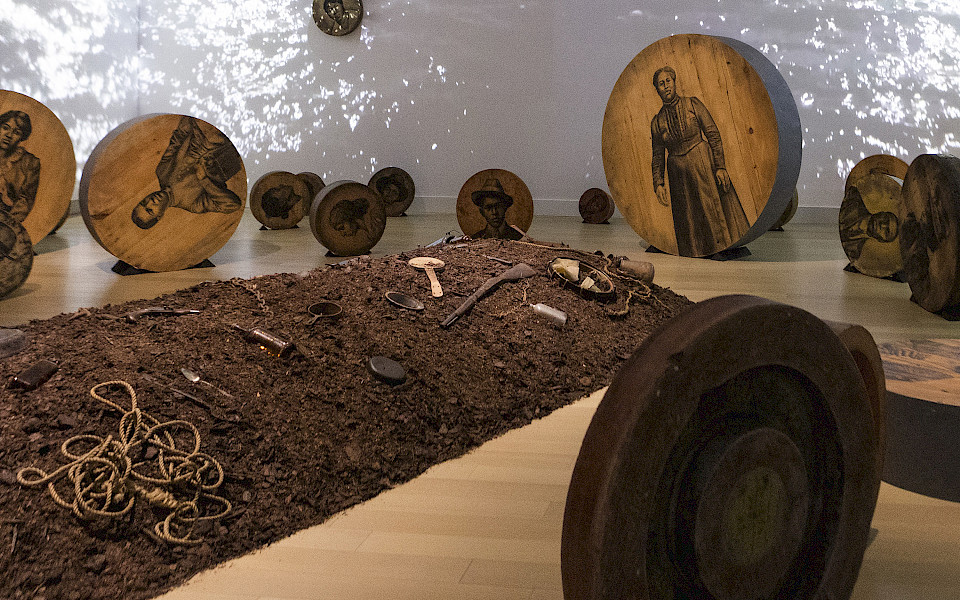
[469,178,526,240]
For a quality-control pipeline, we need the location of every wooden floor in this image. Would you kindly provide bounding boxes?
[4,213,960,599]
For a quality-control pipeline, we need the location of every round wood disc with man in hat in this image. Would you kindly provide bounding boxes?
[456,168,534,241]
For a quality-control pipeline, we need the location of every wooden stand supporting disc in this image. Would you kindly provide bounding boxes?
[0,209,33,298]
[309,180,386,256]
[841,155,908,278]
[369,167,415,217]
[249,171,310,229]
[79,114,247,273]
[562,295,878,600]
[579,188,615,224]
[602,35,801,257]
[297,171,326,214]
[456,169,533,240]
[0,90,76,245]
[878,339,960,502]
[898,154,960,314]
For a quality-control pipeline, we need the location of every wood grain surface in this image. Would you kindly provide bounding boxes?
[0,90,76,245]
[845,154,909,194]
[841,171,904,278]
[79,114,247,272]
[0,208,32,298]
[602,35,800,256]
[309,180,386,256]
[369,167,415,217]
[456,169,533,239]
[578,188,615,224]
[879,339,960,407]
[249,170,310,230]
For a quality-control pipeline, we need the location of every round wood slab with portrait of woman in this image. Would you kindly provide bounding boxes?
[456,169,533,241]
[250,170,310,230]
[0,90,76,245]
[369,166,415,217]
[0,209,32,298]
[602,35,801,257]
[309,180,386,256]
[79,114,247,273]
[841,155,909,278]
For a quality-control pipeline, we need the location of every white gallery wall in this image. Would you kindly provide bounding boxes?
[2,0,959,213]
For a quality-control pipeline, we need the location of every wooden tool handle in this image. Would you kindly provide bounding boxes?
[426,267,443,297]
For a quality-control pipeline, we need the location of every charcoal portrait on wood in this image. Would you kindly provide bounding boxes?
[0,110,41,224]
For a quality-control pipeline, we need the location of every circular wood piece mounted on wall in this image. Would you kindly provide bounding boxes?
[0,90,76,245]
[369,167,415,217]
[309,180,386,256]
[249,171,310,230]
[899,154,960,313]
[602,35,801,257]
[0,209,32,298]
[297,171,326,214]
[456,169,533,240]
[312,0,363,36]
[562,295,878,600]
[579,188,615,224]
[79,114,247,273]
[878,338,960,502]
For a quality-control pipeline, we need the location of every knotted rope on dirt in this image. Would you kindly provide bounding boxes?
[16,380,231,545]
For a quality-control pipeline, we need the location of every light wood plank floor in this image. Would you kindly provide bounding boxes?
[4,213,960,600]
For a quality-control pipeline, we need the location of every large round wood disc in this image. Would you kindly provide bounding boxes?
[602,35,801,257]
[312,0,362,36]
[0,209,33,298]
[562,295,878,600]
[249,171,310,229]
[579,188,616,224]
[309,180,386,256]
[0,90,76,245]
[369,167,415,217]
[899,154,960,313]
[878,339,960,502]
[456,169,533,240]
[79,114,246,272]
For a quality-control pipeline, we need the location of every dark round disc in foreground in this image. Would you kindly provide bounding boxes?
[367,356,406,385]
[312,0,362,36]
[369,167,415,217]
[899,154,960,313]
[456,168,533,240]
[250,171,310,230]
[0,209,33,298]
[309,180,386,256]
[579,188,615,224]
[561,295,879,600]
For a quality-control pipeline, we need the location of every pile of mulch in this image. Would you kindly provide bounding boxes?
[0,238,691,599]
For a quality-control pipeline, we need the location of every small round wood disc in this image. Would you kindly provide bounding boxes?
[309,180,386,256]
[297,171,326,214]
[79,114,247,272]
[0,209,33,298]
[369,167,415,217]
[840,171,904,278]
[562,295,878,600]
[0,90,76,245]
[769,188,798,230]
[456,169,533,240]
[579,188,615,224]
[312,0,363,36]
[899,154,960,313]
[602,35,801,256]
[249,171,310,229]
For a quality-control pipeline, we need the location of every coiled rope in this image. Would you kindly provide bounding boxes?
[16,380,231,545]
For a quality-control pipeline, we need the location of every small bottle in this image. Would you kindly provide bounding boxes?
[530,303,567,326]
[232,324,295,357]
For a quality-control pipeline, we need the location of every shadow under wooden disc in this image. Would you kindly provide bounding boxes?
[562,295,878,600]
[369,166,415,217]
[602,35,800,257]
[899,154,960,313]
[0,90,76,246]
[579,188,615,224]
[456,168,533,240]
[250,171,310,230]
[79,114,247,273]
[309,180,386,256]
[0,209,32,298]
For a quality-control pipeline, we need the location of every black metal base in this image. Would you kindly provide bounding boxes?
[843,263,906,282]
[111,258,215,276]
[645,245,751,261]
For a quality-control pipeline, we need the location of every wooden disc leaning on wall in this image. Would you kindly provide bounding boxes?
[297,171,326,214]
[0,90,76,245]
[602,35,801,257]
[249,171,310,229]
[898,154,960,313]
[79,114,247,272]
[562,295,878,600]
[369,167,415,217]
[878,339,960,502]
[456,169,533,240]
[579,188,615,224]
[312,0,362,36]
[309,180,386,256]
[841,155,908,278]
[0,209,32,298]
